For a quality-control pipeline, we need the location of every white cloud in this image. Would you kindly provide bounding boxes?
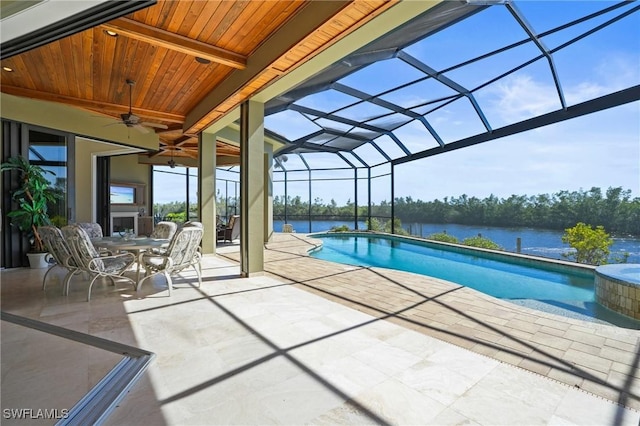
[264,110,321,141]
[565,81,608,105]
[563,53,639,105]
[483,74,561,124]
[593,52,640,92]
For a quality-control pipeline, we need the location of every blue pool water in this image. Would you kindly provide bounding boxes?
[310,234,640,329]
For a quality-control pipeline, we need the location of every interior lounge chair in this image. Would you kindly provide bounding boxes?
[61,224,136,301]
[217,215,240,242]
[137,226,204,296]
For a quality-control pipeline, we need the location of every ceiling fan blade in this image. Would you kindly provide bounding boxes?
[133,124,150,134]
[140,122,169,129]
[103,121,124,128]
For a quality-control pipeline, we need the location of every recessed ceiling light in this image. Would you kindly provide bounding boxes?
[104,30,118,37]
[195,57,211,64]
[2,66,13,72]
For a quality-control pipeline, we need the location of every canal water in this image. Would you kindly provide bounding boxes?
[273,220,640,264]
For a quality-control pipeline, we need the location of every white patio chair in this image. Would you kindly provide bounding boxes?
[75,221,113,255]
[38,225,82,293]
[150,221,177,240]
[76,222,104,239]
[182,221,204,274]
[138,226,203,296]
[61,225,136,301]
[145,221,177,256]
[183,221,203,228]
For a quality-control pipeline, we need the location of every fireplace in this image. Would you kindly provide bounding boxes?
[110,212,139,236]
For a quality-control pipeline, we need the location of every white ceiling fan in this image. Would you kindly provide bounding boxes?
[109,79,168,133]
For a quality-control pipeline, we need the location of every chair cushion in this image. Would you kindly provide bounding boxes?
[100,256,134,274]
[76,222,104,239]
[151,221,177,239]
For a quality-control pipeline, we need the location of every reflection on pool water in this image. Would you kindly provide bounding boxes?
[310,233,640,329]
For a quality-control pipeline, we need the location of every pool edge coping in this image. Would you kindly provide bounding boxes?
[308,231,596,275]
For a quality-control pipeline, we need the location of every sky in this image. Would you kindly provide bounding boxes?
[390,98,639,203]
[155,1,639,207]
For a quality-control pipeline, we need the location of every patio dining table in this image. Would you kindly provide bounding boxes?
[91,236,170,287]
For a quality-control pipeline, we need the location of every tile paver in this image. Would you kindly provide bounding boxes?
[223,233,640,411]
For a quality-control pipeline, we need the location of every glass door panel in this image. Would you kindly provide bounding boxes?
[28,129,73,227]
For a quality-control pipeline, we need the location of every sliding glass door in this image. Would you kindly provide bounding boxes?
[1,122,75,267]
[26,127,75,226]
[152,165,198,224]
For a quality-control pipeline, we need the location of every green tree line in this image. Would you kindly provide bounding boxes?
[274,186,640,236]
[154,190,238,224]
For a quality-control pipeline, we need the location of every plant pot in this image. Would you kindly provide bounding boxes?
[27,252,50,269]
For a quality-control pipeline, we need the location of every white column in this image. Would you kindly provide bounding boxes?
[240,100,265,276]
[264,145,273,242]
[199,132,216,254]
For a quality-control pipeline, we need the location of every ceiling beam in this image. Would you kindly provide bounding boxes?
[0,85,184,123]
[180,150,199,160]
[155,124,184,134]
[174,136,194,147]
[147,149,166,158]
[1,92,159,150]
[100,18,247,70]
[217,148,240,156]
[254,0,439,105]
[183,0,352,133]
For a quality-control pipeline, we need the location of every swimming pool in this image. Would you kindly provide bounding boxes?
[310,233,640,329]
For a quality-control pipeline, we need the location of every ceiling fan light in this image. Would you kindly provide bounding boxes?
[168,148,176,168]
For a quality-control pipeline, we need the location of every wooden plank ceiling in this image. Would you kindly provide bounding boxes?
[0,0,397,164]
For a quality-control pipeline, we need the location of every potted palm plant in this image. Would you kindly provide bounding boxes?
[1,155,62,268]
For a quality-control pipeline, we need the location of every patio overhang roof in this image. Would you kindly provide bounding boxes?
[0,0,402,162]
